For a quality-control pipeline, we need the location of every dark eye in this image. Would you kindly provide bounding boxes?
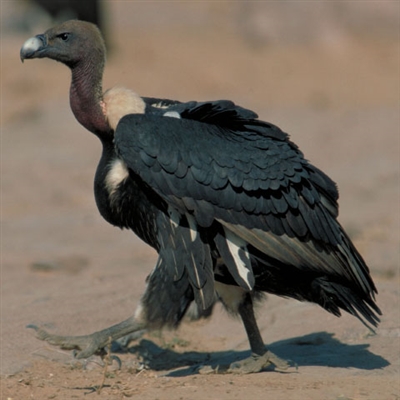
[58,33,70,41]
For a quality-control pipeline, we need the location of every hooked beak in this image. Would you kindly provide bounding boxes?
[20,34,47,62]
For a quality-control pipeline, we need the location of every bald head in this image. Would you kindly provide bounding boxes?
[21,20,110,135]
[20,20,106,68]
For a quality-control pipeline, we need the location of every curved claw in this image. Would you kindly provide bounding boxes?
[108,355,122,370]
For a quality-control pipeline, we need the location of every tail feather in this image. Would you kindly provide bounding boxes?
[312,277,381,331]
[219,219,381,331]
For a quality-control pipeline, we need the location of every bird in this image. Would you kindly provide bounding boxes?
[20,20,381,374]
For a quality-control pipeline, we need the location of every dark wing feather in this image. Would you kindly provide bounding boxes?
[141,255,193,328]
[114,101,378,318]
[115,106,338,245]
[142,96,182,109]
[156,206,215,310]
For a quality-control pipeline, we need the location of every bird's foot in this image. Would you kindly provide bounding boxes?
[28,315,144,363]
[27,324,117,360]
[199,350,295,375]
[228,350,294,374]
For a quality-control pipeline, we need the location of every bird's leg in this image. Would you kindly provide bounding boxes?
[28,314,145,361]
[227,293,292,374]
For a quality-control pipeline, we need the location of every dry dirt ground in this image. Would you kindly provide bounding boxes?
[1,3,399,400]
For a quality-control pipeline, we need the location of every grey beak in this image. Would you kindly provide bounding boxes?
[20,34,47,62]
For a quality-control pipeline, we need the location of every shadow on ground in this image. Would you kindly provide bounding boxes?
[117,331,389,376]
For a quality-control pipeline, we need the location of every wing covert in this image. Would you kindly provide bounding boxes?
[114,107,339,246]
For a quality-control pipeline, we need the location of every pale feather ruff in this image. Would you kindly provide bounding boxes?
[102,87,146,131]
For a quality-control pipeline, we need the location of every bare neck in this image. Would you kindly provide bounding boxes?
[69,57,109,136]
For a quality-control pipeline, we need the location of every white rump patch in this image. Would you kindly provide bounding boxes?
[163,111,181,119]
[223,227,253,290]
[105,158,129,199]
[102,87,146,131]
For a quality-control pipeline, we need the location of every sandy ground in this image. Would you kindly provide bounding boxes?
[1,3,399,400]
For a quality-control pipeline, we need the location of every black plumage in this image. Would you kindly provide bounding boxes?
[20,20,381,373]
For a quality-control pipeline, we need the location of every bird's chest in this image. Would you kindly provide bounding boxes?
[95,157,162,249]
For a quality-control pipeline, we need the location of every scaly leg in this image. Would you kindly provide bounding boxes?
[199,286,294,375]
[28,315,145,360]
[227,293,292,373]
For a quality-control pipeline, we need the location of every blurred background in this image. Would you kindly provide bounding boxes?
[2,0,399,379]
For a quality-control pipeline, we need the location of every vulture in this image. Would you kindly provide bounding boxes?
[20,20,381,373]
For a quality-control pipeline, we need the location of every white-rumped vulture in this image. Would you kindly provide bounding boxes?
[20,20,381,373]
